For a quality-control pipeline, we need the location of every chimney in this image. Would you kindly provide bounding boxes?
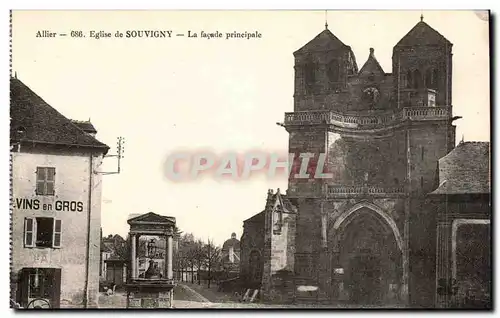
[71,119,98,137]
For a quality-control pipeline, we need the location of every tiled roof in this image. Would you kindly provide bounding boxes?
[71,120,97,134]
[243,189,297,224]
[431,141,490,195]
[396,20,452,47]
[10,78,109,152]
[243,211,265,224]
[294,28,348,55]
[359,48,385,75]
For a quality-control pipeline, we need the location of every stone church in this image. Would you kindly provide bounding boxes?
[239,17,490,308]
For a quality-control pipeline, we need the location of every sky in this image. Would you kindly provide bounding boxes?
[11,10,490,245]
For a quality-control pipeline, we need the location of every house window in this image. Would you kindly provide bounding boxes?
[36,167,55,196]
[24,217,62,248]
[421,146,425,160]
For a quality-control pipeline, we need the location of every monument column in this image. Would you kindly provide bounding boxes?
[167,235,173,279]
[131,234,137,279]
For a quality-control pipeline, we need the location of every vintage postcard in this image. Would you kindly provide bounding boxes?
[9,10,491,309]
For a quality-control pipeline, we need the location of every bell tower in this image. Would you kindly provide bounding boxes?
[392,16,457,307]
[393,16,453,108]
[392,17,456,195]
[293,26,358,113]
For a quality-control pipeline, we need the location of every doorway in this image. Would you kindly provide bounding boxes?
[348,253,383,305]
[333,206,402,306]
[17,267,61,308]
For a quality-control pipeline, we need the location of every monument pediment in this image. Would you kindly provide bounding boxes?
[127,212,176,226]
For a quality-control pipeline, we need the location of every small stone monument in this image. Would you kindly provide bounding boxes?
[125,212,176,309]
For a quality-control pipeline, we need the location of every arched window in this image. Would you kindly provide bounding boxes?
[425,69,433,88]
[304,61,316,87]
[425,68,439,89]
[432,69,439,89]
[406,70,413,89]
[413,69,423,89]
[327,59,340,82]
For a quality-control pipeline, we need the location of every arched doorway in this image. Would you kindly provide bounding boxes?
[330,204,403,306]
[247,250,263,288]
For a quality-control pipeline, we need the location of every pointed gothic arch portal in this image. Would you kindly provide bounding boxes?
[330,202,404,306]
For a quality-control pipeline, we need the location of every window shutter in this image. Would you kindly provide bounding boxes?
[36,181,45,195]
[53,219,62,248]
[46,168,55,181]
[36,167,46,181]
[19,269,31,307]
[46,181,55,196]
[35,167,56,196]
[36,167,45,195]
[24,218,35,247]
[46,168,55,195]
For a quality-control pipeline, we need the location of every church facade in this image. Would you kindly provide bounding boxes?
[283,17,455,308]
[240,17,491,308]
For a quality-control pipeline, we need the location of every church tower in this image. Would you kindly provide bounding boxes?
[393,15,453,108]
[293,25,358,112]
[392,16,456,195]
[281,16,458,308]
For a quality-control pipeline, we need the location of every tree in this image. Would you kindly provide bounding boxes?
[174,233,204,284]
[111,235,129,260]
[175,233,194,281]
[203,239,222,288]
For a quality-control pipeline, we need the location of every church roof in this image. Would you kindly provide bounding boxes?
[431,141,490,195]
[10,77,109,152]
[358,48,385,75]
[243,211,265,224]
[396,20,452,47]
[243,189,297,225]
[294,28,349,55]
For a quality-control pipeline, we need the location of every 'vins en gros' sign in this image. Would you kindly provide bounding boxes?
[14,198,84,212]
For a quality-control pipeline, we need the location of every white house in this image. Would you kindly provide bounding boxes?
[10,77,109,308]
